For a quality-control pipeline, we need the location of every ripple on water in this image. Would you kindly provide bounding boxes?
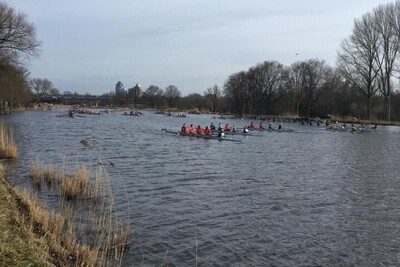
[4,110,400,266]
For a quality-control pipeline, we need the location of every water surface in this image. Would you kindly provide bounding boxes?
[3,109,400,266]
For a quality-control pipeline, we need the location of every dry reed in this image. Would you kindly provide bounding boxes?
[16,189,99,266]
[26,160,130,266]
[59,166,90,200]
[0,122,17,159]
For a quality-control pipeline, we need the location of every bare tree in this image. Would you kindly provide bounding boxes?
[143,85,163,109]
[337,12,380,120]
[372,3,399,121]
[30,78,54,99]
[223,71,248,116]
[246,66,263,114]
[164,85,181,108]
[302,59,328,118]
[0,63,32,104]
[204,84,221,112]
[257,61,285,114]
[49,88,60,95]
[0,2,40,66]
[286,61,305,117]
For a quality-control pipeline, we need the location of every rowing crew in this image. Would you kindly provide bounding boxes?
[181,123,235,137]
[244,122,283,131]
[181,124,213,136]
[210,122,237,132]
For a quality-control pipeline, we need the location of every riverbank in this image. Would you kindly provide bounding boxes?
[0,164,55,267]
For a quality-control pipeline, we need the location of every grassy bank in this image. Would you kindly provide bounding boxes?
[0,164,55,267]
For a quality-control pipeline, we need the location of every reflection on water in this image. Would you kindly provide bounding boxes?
[3,109,400,266]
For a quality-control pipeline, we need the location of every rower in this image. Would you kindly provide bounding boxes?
[259,122,265,129]
[204,126,211,135]
[188,124,195,134]
[181,123,187,133]
[268,122,274,130]
[232,124,237,132]
[210,122,216,130]
[224,123,230,131]
[196,125,203,134]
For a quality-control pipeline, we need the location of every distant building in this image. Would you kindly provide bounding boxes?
[128,83,142,100]
[115,81,126,95]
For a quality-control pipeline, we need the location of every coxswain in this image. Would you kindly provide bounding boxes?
[188,124,195,134]
[181,123,187,133]
[196,125,203,134]
[243,126,249,133]
[224,123,230,131]
[204,126,211,135]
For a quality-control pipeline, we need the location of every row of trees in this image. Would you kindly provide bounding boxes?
[125,1,400,120]
[2,0,400,121]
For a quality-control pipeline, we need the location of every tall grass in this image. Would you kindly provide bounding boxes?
[26,160,130,266]
[16,189,99,266]
[0,121,17,159]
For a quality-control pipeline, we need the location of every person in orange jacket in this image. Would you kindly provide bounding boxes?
[188,124,195,134]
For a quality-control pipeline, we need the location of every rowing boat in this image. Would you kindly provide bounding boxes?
[161,129,241,142]
[238,127,293,133]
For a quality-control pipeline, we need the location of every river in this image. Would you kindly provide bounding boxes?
[3,108,400,266]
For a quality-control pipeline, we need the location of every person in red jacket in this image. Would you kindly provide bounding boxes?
[204,126,211,135]
[196,125,203,134]
[181,123,187,133]
[250,121,255,128]
[224,123,230,131]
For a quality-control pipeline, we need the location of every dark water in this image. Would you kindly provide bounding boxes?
[3,109,400,266]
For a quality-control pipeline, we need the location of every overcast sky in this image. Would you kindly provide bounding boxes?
[9,0,392,96]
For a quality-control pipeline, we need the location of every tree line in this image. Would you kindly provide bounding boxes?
[77,1,400,121]
[1,0,400,121]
